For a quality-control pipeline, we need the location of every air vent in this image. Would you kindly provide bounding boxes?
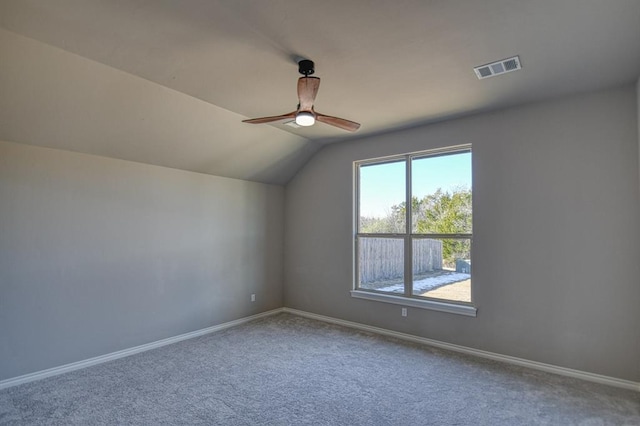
[474,56,521,79]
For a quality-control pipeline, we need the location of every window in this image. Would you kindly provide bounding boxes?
[352,146,475,316]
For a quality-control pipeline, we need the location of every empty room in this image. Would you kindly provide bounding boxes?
[1,1,639,424]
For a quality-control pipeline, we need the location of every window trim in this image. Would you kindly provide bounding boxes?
[352,145,476,316]
[350,290,477,316]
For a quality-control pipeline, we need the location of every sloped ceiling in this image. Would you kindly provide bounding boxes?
[1,0,640,184]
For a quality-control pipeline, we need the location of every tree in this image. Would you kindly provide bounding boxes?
[414,187,471,267]
[360,186,471,268]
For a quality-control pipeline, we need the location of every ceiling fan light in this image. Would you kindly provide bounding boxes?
[295,111,315,126]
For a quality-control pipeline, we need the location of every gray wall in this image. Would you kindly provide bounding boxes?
[284,86,640,381]
[0,141,284,381]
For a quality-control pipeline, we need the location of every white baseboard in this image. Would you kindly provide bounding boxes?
[0,308,284,390]
[283,307,640,392]
[3,307,638,393]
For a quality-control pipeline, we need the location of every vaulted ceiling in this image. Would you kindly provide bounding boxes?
[1,0,640,184]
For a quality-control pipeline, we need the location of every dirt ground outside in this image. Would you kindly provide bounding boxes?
[421,279,470,302]
[360,270,471,303]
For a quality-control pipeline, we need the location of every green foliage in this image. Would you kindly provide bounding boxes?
[360,187,471,267]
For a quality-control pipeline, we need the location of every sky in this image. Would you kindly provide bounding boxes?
[359,152,471,218]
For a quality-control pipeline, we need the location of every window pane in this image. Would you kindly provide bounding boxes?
[358,237,404,293]
[411,152,472,234]
[359,161,405,233]
[412,238,471,302]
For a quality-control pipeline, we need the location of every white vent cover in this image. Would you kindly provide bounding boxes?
[474,56,521,79]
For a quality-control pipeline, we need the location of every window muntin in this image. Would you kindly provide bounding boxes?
[355,146,472,305]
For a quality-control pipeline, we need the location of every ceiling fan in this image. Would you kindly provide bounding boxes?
[242,60,361,132]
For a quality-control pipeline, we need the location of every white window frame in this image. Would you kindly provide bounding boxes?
[351,145,477,317]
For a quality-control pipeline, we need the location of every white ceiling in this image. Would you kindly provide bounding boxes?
[1,0,640,184]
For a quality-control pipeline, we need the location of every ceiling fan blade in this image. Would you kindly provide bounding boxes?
[242,111,297,124]
[315,113,361,132]
[297,77,320,111]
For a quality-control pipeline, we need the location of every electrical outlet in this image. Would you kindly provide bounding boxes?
[251,294,256,302]
[401,307,407,317]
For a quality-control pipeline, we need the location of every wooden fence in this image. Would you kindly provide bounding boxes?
[359,238,442,284]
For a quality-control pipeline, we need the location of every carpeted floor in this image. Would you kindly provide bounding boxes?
[1,313,638,425]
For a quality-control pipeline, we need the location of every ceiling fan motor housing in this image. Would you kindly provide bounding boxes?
[298,59,315,76]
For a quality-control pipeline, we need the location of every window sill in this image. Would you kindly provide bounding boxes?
[350,290,477,317]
